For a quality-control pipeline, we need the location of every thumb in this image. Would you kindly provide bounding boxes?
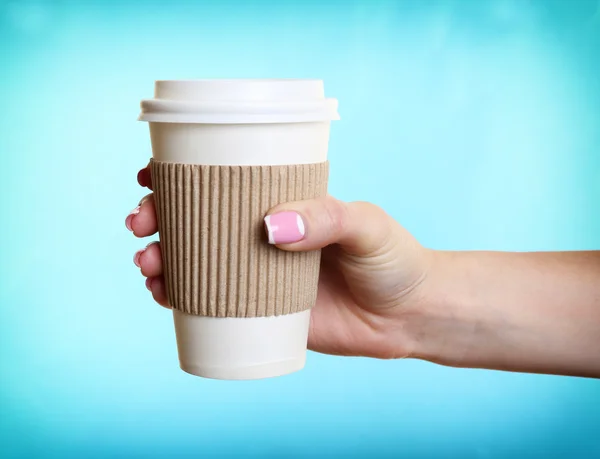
[264,196,395,256]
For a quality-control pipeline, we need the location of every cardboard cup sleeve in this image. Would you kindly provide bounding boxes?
[151,159,329,318]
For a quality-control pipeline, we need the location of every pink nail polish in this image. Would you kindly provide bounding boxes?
[264,211,305,244]
[145,277,153,291]
[133,249,144,267]
[125,206,141,232]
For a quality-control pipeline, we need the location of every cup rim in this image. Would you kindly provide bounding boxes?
[139,79,339,124]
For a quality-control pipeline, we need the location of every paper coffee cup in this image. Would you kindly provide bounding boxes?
[139,79,339,380]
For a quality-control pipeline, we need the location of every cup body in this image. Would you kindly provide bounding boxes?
[140,80,337,380]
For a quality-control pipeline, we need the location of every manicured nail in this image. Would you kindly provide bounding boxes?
[133,249,144,267]
[264,211,305,244]
[125,206,141,231]
[145,277,153,291]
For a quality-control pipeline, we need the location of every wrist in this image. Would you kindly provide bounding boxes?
[400,250,481,367]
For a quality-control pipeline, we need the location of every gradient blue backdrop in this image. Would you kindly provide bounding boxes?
[1,0,599,457]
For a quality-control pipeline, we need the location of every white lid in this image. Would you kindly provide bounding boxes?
[139,79,340,124]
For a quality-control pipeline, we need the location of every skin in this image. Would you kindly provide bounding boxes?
[129,165,600,378]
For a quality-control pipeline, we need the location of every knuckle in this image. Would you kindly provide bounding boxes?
[322,197,350,235]
[353,201,379,215]
[351,201,394,254]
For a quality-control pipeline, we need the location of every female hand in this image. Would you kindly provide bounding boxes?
[128,163,600,378]
[127,163,434,359]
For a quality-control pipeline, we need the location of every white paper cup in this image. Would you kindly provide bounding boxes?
[139,79,339,380]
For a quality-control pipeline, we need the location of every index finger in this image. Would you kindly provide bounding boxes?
[137,161,153,190]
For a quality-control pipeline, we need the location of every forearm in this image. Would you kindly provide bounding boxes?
[413,250,600,378]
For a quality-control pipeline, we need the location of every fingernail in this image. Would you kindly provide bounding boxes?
[145,277,153,291]
[125,206,141,232]
[133,249,144,267]
[264,211,305,244]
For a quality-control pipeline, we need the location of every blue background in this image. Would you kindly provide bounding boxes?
[1,0,600,457]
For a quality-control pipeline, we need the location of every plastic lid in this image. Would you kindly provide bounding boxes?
[139,79,340,124]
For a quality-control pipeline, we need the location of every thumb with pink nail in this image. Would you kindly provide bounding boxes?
[263,196,432,359]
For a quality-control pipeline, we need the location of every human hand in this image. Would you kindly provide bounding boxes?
[129,162,600,378]
[127,163,435,359]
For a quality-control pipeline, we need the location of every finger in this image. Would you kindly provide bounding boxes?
[137,242,163,277]
[125,193,158,237]
[146,276,170,308]
[264,196,395,257]
[137,162,153,190]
